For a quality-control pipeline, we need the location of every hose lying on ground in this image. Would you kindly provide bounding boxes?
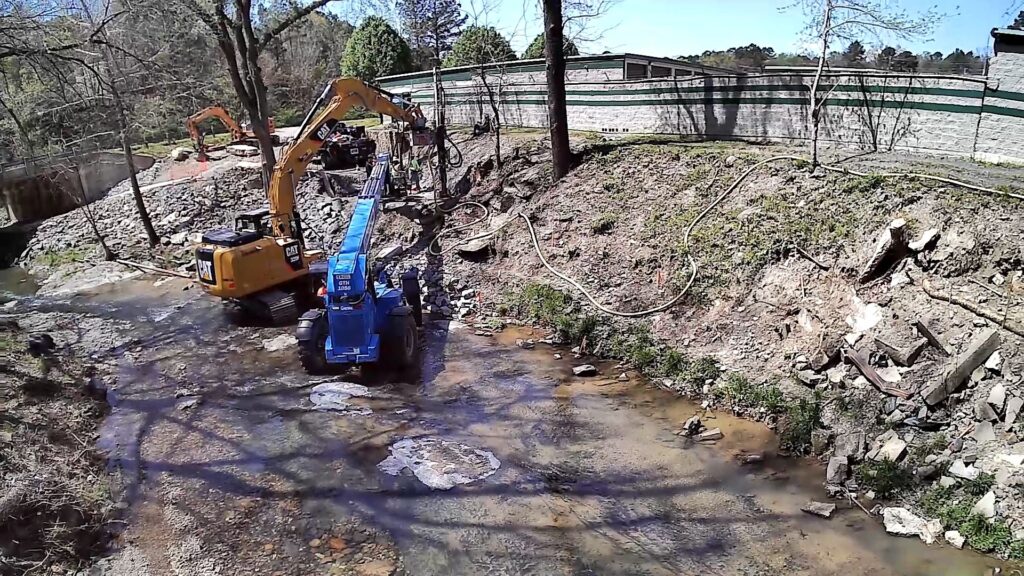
[433,153,1021,318]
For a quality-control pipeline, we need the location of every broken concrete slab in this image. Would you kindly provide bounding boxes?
[939,475,957,488]
[948,460,981,480]
[971,491,997,519]
[1006,397,1024,427]
[875,337,929,367]
[874,435,907,462]
[826,456,849,484]
[986,350,1003,373]
[376,245,404,260]
[457,238,492,256]
[989,383,1007,413]
[923,328,1000,405]
[976,397,999,422]
[945,530,965,549]
[572,364,597,377]
[882,507,942,544]
[974,421,997,444]
[834,432,867,461]
[801,501,836,518]
[697,428,723,442]
[226,144,259,157]
[997,454,1024,467]
[915,317,951,357]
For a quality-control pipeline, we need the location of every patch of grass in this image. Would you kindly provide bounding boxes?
[507,283,596,345]
[718,373,786,414]
[960,514,1014,553]
[779,394,823,454]
[962,472,995,497]
[1008,539,1024,560]
[0,331,17,352]
[840,174,885,195]
[591,213,618,234]
[855,459,913,499]
[919,485,955,517]
[606,325,719,387]
[36,247,88,267]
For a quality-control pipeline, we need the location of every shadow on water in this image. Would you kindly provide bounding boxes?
[9,273,1007,576]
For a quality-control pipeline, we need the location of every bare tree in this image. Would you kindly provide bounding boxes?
[176,0,361,183]
[792,0,941,166]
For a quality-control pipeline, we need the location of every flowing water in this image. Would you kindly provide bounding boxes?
[3,272,1011,575]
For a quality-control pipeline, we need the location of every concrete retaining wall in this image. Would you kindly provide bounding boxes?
[386,51,1024,164]
[0,151,155,224]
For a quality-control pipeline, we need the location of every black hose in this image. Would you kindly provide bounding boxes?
[444,132,463,169]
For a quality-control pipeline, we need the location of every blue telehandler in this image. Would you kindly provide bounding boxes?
[295,153,424,374]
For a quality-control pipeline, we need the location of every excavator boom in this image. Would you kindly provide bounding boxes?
[193,77,430,324]
[267,78,428,238]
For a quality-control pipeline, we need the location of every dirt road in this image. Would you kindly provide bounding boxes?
[0,272,1008,575]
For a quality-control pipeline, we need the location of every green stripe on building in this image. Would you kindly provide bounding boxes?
[982,104,1024,118]
[432,83,986,100]
[412,95,983,115]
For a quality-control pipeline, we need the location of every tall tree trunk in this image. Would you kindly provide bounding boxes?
[544,0,570,181]
[116,105,159,247]
[809,0,832,169]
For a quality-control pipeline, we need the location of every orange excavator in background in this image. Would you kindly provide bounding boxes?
[185,105,277,161]
[192,78,432,323]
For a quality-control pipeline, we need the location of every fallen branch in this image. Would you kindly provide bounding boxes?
[116,259,195,280]
[792,244,831,271]
[918,276,1024,338]
[968,278,1015,301]
[845,488,872,516]
[844,348,911,398]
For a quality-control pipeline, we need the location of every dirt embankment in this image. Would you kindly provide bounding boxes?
[0,306,132,574]
[376,134,1024,559]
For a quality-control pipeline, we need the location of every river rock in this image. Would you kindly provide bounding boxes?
[986,351,1003,373]
[680,415,703,437]
[971,491,997,519]
[881,507,942,544]
[826,456,848,485]
[811,429,832,455]
[939,476,957,488]
[945,530,965,549]
[801,501,836,519]
[572,364,597,377]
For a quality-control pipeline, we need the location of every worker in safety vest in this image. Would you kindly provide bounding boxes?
[409,156,421,191]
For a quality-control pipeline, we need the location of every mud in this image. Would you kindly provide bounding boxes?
[2,273,996,575]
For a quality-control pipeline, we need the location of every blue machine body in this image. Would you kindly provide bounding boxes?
[322,154,404,364]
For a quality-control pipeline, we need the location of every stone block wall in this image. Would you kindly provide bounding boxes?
[975,47,1024,164]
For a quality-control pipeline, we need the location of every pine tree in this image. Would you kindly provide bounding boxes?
[397,0,468,69]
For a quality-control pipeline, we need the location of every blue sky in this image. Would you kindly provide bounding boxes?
[426,0,1021,58]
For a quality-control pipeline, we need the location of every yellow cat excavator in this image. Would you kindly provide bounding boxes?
[193,78,431,324]
[185,105,277,161]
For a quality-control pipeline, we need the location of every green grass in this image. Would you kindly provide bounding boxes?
[591,213,618,234]
[125,133,232,158]
[919,483,1021,556]
[0,332,16,353]
[779,394,823,455]
[962,473,996,497]
[37,247,88,267]
[605,325,720,387]
[717,373,786,414]
[855,459,913,499]
[507,282,597,345]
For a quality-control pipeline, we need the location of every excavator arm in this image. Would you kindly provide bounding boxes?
[267,78,428,238]
[185,106,247,149]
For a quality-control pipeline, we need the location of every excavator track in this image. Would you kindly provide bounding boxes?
[240,289,298,325]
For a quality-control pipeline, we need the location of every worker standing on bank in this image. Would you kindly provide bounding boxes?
[409,155,421,192]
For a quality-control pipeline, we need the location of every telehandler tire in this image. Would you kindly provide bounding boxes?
[296,309,329,374]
